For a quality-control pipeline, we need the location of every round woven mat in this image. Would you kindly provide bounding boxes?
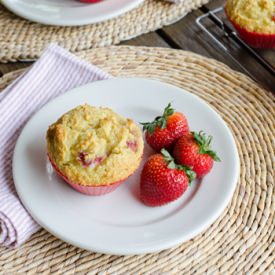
[0,46,274,274]
[0,0,209,63]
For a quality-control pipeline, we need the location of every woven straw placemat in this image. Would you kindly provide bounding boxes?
[0,46,274,274]
[0,0,210,63]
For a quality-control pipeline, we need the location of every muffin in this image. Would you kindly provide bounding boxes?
[225,0,275,48]
[47,104,144,195]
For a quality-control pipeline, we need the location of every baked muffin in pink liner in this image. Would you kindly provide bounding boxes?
[225,0,275,48]
[46,105,144,196]
[48,156,130,195]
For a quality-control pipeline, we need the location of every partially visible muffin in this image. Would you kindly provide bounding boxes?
[225,0,275,48]
[47,104,144,195]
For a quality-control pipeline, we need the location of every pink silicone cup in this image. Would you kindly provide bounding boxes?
[225,9,275,48]
[48,156,128,196]
[231,20,275,48]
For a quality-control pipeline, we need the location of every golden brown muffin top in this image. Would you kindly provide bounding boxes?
[225,0,275,34]
[47,104,144,186]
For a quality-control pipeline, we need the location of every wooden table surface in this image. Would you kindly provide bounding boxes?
[0,0,274,92]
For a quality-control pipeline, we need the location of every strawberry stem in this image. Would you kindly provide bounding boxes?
[140,103,174,135]
[161,149,196,183]
[161,148,174,162]
[192,131,221,161]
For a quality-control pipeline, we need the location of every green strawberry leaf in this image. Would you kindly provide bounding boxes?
[192,131,221,162]
[140,103,174,136]
[167,161,176,169]
[161,148,170,157]
[206,150,221,162]
[161,148,174,163]
[161,149,196,183]
[160,118,167,129]
[185,169,197,185]
[163,102,174,117]
[193,131,204,146]
[177,164,196,183]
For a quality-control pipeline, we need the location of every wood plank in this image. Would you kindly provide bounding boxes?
[204,0,274,67]
[0,62,31,76]
[204,0,225,9]
[158,3,274,91]
[157,9,247,68]
[120,31,170,48]
[203,0,274,85]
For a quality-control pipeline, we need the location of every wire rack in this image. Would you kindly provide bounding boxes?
[196,6,275,81]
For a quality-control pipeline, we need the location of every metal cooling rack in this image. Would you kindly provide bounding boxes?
[196,6,275,80]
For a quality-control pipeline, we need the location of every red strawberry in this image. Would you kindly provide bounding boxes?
[140,149,196,207]
[173,131,221,179]
[140,103,189,152]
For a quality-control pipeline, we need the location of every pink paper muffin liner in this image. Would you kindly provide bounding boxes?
[231,21,275,48]
[48,156,125,196]
[225,10,275,49]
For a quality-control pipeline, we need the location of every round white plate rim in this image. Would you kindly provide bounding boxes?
[1,0,145,26]
[13,77,239,255]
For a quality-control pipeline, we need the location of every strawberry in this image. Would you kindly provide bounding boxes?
[140,149,196,207]
[173,131,220,179]
[140,103,189,152]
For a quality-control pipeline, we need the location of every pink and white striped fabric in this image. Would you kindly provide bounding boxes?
[0,44,112,248]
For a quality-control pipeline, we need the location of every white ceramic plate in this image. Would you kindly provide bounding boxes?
[13,78,239,255]
[1,0,144,26]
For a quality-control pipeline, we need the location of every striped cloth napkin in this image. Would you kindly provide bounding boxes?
[0,44,111,248]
